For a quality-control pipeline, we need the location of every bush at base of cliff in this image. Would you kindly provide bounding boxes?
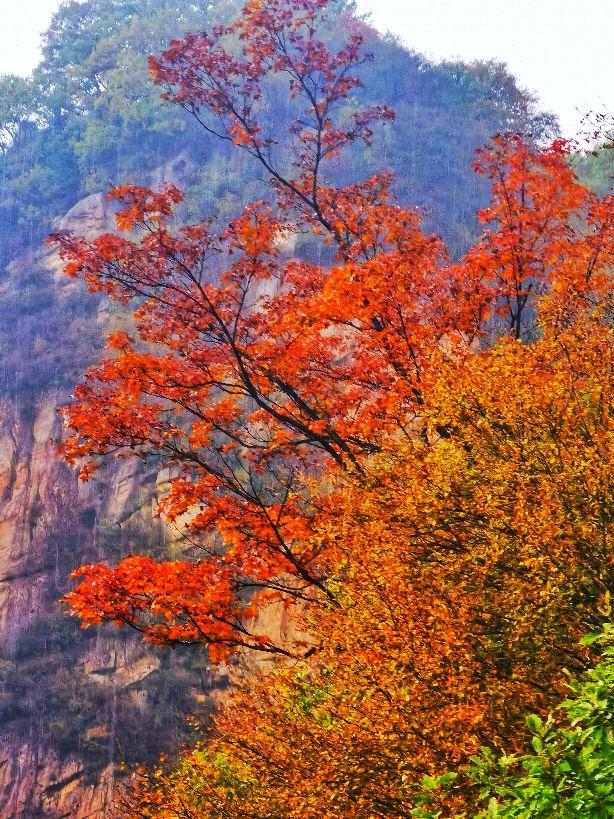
[466,621,614,819]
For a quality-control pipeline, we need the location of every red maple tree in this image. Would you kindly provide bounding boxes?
[51,0,613,669]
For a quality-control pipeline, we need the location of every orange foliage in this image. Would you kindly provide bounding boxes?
[114,316,612,817]
[48,0,613,814]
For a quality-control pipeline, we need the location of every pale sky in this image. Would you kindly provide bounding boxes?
[0,0,612,137]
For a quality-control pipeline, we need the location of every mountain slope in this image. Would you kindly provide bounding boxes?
[0,1,555,814]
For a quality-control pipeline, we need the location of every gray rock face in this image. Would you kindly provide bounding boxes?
[0,185,212,818]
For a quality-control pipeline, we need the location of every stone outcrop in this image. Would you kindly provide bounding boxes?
[0,171,211,818]
[0,744,114,819]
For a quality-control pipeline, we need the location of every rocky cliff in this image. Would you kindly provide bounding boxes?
[0,185,216,818]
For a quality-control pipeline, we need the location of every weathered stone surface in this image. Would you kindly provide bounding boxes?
[0,181,211,818]
[0,744,114,819]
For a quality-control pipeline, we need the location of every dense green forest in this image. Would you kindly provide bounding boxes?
[0,0,555,261]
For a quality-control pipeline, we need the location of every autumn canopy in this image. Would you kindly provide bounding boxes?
[50,0,613,815]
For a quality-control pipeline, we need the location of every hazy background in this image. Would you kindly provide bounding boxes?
[1,0,613,137]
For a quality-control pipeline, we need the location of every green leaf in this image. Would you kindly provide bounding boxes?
[525,714,544,734]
